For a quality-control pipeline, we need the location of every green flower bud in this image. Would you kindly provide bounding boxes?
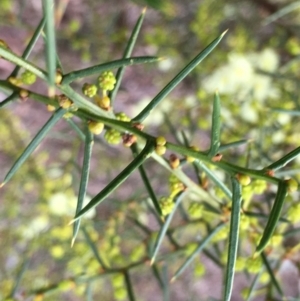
[236,173,251,186]
[94,95,110,110]
[98,71,116,91]
[57,94,73,109]
[55,69,63,85]
[194,262,206,277]
[159,196,174,216]
[21,70,36,85]
[104,129,122,144]
[188,202,203,219]
[111,273,124,288]
[114,287,127,300]
[156,136,166,146]
[246,257,262,274]
[115,112,131,122]
[88,121,104,135]
[155,145,166,156]
[285,178,298,193]
[82,83,98,97]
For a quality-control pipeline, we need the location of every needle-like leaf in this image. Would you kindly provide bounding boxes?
[72,126,94,247]
[223,177,242,301]
[1,108,66,187]
[132,30,228,123]
[208,91,221,157]
[255,181,288,254]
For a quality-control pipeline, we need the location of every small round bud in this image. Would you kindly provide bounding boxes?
[155,145,166,156]
[236,173,251,186]
[63,112,73,119]
[8,76,23,86]
[55,70,63,85]
[104,129,122,144]
[94,95,110,110]
[285,178,298,193]
[57,94,73,109]
[82,83,98,97]
[122,134,136,147]
[156,136,166,146]
[21,70,36,85]
[98,71,116,91]
[169,154,180,169]
[19,89,29,101]
[159,196,174,216]
[47,104,56,111]
[88,121,104,135]
[115,112,131,122]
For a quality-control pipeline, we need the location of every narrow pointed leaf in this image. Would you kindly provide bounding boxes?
[82,227,108,270]
[171,222,225,282]
[263,1,300,25]
[223,177,242,301]
[59,85,115,118]
[131,143,162,216]
[151,264,164,289]
[9,256,30,298]
[208,92,221,157]
[271,108,300,116]
[66,118,85,141]
[132,30,227,123]
[109,8,147,103]
[62,56,160,84]
[245,268,264,301]
[72,126,93,246]
[264,146,300,171]
[0,46,47,80]
[261,252,283,296]
[43,0,57,89]
[219,139,250,152]
[195,160,232,200]
[256,181,288,254]
[1,108,66,186]
[151,191,185,265]
[124,271,136,301]
[70,141,154,221]
[10,17,46,78]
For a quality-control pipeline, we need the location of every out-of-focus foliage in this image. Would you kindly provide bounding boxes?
[0,0,300,301]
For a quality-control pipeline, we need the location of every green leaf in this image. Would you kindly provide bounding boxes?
[261,252,283,296]
[70,141,154,222]
[0,46,47,80]
[61,56,160,84]
[194,160,232,200]
[263,1,300,25]
[131,143,163,216]
[255,181,288,254]
[132,30,227,123]
[10,17,46,78]
[66,119,85,142]
[223,177,242,301]
[219,139,250,152]
[43,0,57,89]
[171,222,225,282]
[208,91,221,157]
[264,146,300,171]
[109,8,146,103]
[72,126,94,247]
[1,108,66,187]
[150,191,185,265]
[82,227,108,270]
[124,271,136,301]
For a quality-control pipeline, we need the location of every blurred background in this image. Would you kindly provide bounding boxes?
[0,0,300,300]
